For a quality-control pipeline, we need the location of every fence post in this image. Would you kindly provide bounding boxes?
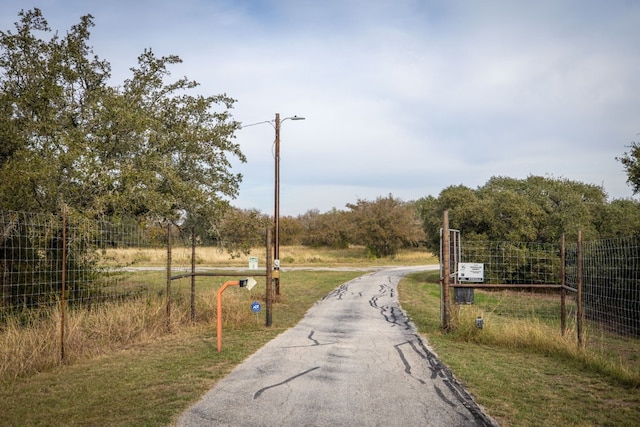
[560,234,566,335]
[266,228,273,327]
[442,210,451,331]
[191,228,196,322]
[577,230,584,348]
[60,206,67,362]
[166,222,172,330]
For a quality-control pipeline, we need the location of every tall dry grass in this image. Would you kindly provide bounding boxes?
[0,287,257,381]
[100,245,438,267]
[2,245,436,381]
[450,303,640,387]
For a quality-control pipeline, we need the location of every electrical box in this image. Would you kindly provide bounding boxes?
[454,288,474,304]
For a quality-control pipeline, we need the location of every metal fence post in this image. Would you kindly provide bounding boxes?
[442,210,451,331]
[60,206,67,362]
[577,230,583,348]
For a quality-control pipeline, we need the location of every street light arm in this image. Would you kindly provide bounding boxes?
[241,116,305,129]
[240,120,275,129]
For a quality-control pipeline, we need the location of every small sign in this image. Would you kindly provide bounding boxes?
[248,257,259,269]
[458,263,484,282]
[251,301,262,313]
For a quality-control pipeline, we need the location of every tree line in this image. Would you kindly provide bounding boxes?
[1,8,639,261]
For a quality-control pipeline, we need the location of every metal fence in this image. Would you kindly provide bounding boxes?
[1,210,166,320]
[565,234,640,339]
[441,223,639,369]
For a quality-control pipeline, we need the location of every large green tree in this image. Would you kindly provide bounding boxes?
[617,141,640,195]
[0,9,244,222]
[347,195,425,257]
[417,176,615,255]
[299,208,353,249]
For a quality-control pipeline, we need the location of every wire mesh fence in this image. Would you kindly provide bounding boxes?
[0,210,167,321]
[450,235,639,353]
[565,235,640,339]
[456,240,566,321]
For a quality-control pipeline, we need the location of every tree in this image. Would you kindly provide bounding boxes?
[299,208,353,248]
[596,199,640,237]
[417,185,490,255]
[418,175,611,255]
[0,9,244,222]
[211,208,270,257]
[347,195,425,258]
[279,215,304,246]
[617,141,640,195]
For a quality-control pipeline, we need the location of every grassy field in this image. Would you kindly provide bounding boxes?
[398,270,640,427]
[1,246,639,426]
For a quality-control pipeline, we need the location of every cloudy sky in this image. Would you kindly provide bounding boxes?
[2,1,639,215]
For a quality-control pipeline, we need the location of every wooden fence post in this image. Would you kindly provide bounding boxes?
[266,228,273,327]
[166,222,172,330]
[191,228,196,322]
[560,234,566,335]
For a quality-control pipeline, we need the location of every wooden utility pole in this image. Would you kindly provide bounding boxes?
[266,228,273,327]
[274,113,281,296]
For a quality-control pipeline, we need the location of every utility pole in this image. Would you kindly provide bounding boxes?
[274,113,281,296]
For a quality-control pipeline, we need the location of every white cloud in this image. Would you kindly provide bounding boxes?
[1,0,638,216]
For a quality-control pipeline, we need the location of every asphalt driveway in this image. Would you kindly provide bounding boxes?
[176,266,496,426]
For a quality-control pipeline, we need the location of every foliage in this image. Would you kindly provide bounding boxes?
[298,208,353,249]
[416,175,636,255]
[347,194,426,257]
[211,208,270,257]
[278,215,305,246]
[617,141,640,195]
[0,9,243,222]
[0,8,246,316]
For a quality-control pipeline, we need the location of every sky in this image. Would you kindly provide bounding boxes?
[2,0,639,216]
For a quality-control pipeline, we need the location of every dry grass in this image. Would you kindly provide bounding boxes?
[99,245,437,267]
[9,242,433,381]
[0,284,262,380]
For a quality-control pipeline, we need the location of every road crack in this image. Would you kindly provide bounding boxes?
[253,366,321,399]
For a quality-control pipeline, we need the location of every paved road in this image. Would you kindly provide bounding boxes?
[176,266,496,426]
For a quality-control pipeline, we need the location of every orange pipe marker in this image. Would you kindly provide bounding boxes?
[217,281,240,352]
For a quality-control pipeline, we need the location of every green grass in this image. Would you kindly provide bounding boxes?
[398,270,640,426]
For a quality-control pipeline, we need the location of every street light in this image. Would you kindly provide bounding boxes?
[242,113,305,297]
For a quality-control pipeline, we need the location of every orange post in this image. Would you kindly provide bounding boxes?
[217,281,240,352]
